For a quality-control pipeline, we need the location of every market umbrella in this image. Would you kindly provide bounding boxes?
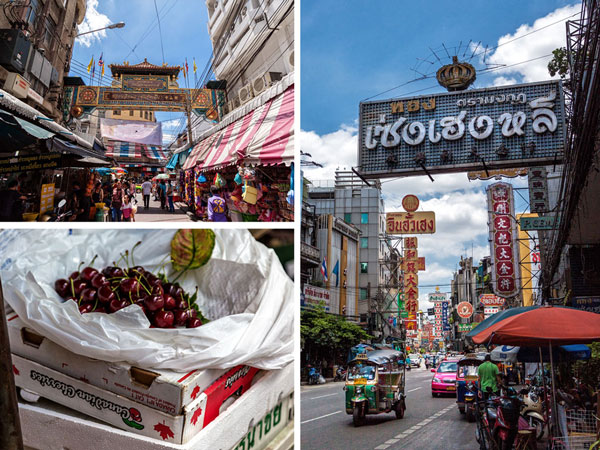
[490,344,591,363]
[465,306,536,343]
[153,173,170,180]
[110,167,127,175]
[470,306,600,346]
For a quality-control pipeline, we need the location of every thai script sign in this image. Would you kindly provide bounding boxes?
[457,301,474,318]
[303,285,330,311]
[571,296,600,314]
[487,182,521,298]
[358,81,565,178]
[467,167,528,180]
[519,215,560,231]
[457,323,474,332]
[479,294,506,307]
[429,291,448,338]
[0,153,62,174]
[386,212,436,234]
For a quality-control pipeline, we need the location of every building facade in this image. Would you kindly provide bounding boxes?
[0,0,86,121]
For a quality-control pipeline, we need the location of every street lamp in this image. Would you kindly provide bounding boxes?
[76,22,125,37]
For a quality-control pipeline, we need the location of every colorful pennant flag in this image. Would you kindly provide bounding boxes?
[86,56,94,73]
[98,52,104,78]
[193,58,197,73]
[320,257,328,282]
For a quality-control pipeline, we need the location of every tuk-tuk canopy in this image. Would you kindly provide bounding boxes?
[350,349,405,366]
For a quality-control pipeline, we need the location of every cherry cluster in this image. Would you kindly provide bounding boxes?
[54,265,203,329]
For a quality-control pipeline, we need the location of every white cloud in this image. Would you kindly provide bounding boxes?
[481,3,581,84]
[76,0,112,48]
[301,123,358,180]
[492,76,518,87]
[161,119,184,130]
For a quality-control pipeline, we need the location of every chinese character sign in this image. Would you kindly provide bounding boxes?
[429,292,448,339]
[358,81,565,178]
[487,182,521,298]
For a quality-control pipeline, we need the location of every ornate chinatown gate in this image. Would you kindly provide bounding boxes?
[63,59,226,145]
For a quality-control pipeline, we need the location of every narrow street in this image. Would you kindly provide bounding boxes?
[105,193,193,223]
[300,366,477,450]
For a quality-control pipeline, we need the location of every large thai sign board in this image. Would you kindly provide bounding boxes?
[487,182,521,298]
[302,285,330,312]
[358,81,565,178]
[386,212,436,234]
[429,291,448,339]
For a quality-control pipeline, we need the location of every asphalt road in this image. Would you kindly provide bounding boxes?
[300,366,479,450]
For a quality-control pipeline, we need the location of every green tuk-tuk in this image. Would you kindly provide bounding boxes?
[344,349,406,427]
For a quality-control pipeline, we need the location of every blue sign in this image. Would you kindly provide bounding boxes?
[571,296,600,314]
[441,301,450,331]
[358,81,565,178]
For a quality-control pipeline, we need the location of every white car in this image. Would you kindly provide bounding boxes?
[408,354,421,368]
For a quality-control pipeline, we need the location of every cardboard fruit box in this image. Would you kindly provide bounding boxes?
[6,314,227,415]
[12,353,261,444]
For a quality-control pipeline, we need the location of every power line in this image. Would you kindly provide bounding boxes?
[153,0,166,64]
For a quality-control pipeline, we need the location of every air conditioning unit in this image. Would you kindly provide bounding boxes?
[252,71,282,95]
[232,96,241,109]
[0,29,31,74]
[238,83,254,103]
[4,72,30,99]
[226,99,237,114]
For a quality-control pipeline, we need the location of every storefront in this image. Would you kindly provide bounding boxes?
[0,89,113,221]
[181,75,294,222]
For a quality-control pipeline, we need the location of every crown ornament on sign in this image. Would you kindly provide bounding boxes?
[436,56,476,91]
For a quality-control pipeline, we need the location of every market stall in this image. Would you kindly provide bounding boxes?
[181,80,294,222]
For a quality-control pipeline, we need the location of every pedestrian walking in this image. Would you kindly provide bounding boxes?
[477,354,502,400]
[167,182,175,213]
[158,180,167,210]
[121,196,133,222]
[141,177,152,209]
[111,181,124,222]
[207,185,227,222]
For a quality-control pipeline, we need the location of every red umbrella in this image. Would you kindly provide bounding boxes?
[471,305,600,346]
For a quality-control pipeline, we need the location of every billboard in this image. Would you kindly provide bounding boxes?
[386,212,436,234]
[303,285,330,311]
[358,81,565,178]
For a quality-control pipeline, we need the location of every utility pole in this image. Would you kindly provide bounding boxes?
[185,92,194,148]
[0,285,23,449]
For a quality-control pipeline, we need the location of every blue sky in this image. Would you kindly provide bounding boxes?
[301,1,579,310]
[71,0,214,145]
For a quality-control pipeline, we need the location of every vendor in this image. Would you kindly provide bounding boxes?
[0,179,25,221]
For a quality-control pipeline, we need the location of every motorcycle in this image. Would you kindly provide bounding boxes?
[307,367,321,385]
[334,366,347,382]
[520,385,546,441]
[475,387,529,450]
[40,200,74,222]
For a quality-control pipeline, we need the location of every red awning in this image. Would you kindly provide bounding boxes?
[185,85,294,172]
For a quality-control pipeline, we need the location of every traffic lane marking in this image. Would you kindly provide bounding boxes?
[301,410,342,424]
[407,387,422,392]
[308,392,339,400]
[381,404,456,448]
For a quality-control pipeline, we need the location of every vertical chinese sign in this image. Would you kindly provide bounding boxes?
[487,182,521,300]
[428,291,448,340]
[403,236,419,335]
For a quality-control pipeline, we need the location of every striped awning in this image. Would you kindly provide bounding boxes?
[182,84,294,171]
[106,142,168,160]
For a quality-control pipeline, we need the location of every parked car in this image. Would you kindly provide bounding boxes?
[407,354,422,368]
[431,358,460,397]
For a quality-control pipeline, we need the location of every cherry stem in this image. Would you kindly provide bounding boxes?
[77,261,84,271]
[89,254,98,267]
[129,291,134,305]
[92,297,98,311]
[130,241,142,267]
[70,278,75,297]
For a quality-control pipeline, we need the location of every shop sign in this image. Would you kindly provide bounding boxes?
[27,87,44,105]
[401,256,425,272]
[479,294,505,306]
[358,81,565,178]
[402,195,419,212]
[400,311,409,318]
[386,212,435,234]
[487,182,521,297]
[484,306,500,318]
[40,183,55,214]
[0,153,62,174]
[571,296,600,314]
[303,285,330,312]
[519,215,559,231]
[457,323,474,332]
[428,292,448,303]
[442,301,450,331]
[528,167,549,213]
[404,236,418,248]
[427,308,435,316]
[457,301,474,318]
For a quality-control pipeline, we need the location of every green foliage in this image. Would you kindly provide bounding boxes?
[548,47,569,79]
[301,307,371,364]
[571,342,600,388]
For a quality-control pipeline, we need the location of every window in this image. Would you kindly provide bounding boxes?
[361,213,368,224]
[360,237,368,248]
[361,262,368,273]
[144,111,149,119]
[129,111,134,117]
[360,288,367,300]
[344,213,352,223]
[43,16,57,53]
[113,110,121,115]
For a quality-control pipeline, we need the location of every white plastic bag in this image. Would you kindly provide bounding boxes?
[0,229,293,371]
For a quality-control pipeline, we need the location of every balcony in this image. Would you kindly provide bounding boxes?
[301,242,320,266]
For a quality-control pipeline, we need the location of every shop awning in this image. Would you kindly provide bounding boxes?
[166,147,190,170]
[182,84,294,172]
[105,142,168,160]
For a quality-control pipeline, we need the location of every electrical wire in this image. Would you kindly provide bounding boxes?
[153,0,166,64]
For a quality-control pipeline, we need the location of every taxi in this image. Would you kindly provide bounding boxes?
[431,357,460,397]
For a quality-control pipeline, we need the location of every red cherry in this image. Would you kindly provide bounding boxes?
[119,278,139,294]
[151,284,164,296]
[109,299,129,313]
[91,273,109,289]
[187,317,202,328]
[186,308,198,319]
[163,294,176,310]
[92,305,107,313]
[80,267,99,282]
[174,309,188,326]
[144,294,164,311]
[154,310,174,328]
[175,298,188,310]
[54,279,70,298]
[79,302,94,314]
[72,279,87,295]
[65,296,77,302]
[69,271,80,281]
[97,285,115,303]
[81,288,97,303]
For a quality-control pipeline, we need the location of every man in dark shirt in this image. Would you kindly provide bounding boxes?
[0,179,24,221]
